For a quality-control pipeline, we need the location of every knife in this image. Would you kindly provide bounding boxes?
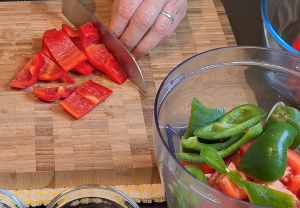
[62,0,147,94]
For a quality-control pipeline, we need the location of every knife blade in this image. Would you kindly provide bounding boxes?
[62,0,147,94]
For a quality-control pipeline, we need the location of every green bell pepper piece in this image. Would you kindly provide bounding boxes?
[182,97,225,139]
[264,104,300,149]
[200,146,296,208]
[168,182,189,207]
[193,104,266,140]
[176,123,263,163]
[184,165,208,185]
[238,122,297,183]
[182,134,243,152]
[243,181,296,208]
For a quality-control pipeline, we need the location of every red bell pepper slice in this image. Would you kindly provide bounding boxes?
[38,53,75,84]
[33,86,75,102]
[85,44,127,84]
[44,30,87,72]
[62,24,80,38]
[73,61,94,75]
[59,80,113,119]
[10,52,45,89]
[79,22,100,50]
[62,24,82,50]
[42,29,57,61]
[62,24,94,75]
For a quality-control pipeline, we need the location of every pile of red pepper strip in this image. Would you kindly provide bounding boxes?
[10,22,126,119]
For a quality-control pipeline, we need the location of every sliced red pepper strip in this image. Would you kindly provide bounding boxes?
[59,80,113,119]
[10,52,45,89]
[85,44,127,84]
[38,53,75,84]
[60,88,99,119]
[62,24,94,75]
[62,24,82,50]
[33,86,75,102]
[42,28,57,61]
[62,24,80,37]
[79,22,100,50]
[73,61,94,75]
[79,79,113,101]
[44,30,87,72]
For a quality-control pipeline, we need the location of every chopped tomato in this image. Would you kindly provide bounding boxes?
[179,160,214,174]
[208,152,242,187]
[33,86,75,101]
[44,30,87,72]
[85,44,127,84]
[287,149,300,174]
[224,151,242,167]
[296,189,300,201]
[286,149,300,193]
[10,52,45,89]
[219,162,249,200]
[289,176,300,194]
[79,22,100,50]
[38,53,75,84]
[239,140,254,158]
[208,170,221,187]
[212,172,223,192]
[280,163,294,186]
[219,175,248,200]
[59,80,112,119]
[292,35,300,52]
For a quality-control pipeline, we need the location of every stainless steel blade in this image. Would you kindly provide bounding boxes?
[62,0,147,94]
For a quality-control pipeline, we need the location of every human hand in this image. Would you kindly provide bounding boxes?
[108,0,187,60]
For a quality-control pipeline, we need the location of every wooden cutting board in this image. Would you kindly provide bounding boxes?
[0,0,236,190]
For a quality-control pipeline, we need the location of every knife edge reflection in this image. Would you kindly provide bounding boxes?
[62,0,147,94]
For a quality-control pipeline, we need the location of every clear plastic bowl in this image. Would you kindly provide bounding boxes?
[0,189,24,208]
[153,46,300,208]
[46,184,139,208]
[261,0,300,56]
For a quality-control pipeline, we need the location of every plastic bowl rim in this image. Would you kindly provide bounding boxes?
[46,184,140,208]
[261,0,300,56]
[0,189,24,208]
[153,45,300,208]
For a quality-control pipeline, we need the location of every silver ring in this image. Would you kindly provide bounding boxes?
[159,11,174,24]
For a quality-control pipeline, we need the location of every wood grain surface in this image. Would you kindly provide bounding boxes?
[0,0,235,190]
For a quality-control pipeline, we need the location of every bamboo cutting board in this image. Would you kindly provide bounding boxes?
[0,0,236,190]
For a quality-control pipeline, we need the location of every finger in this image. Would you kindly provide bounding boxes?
[108,0,143,39]
[131,1,187,59]
[118,0,168,51]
